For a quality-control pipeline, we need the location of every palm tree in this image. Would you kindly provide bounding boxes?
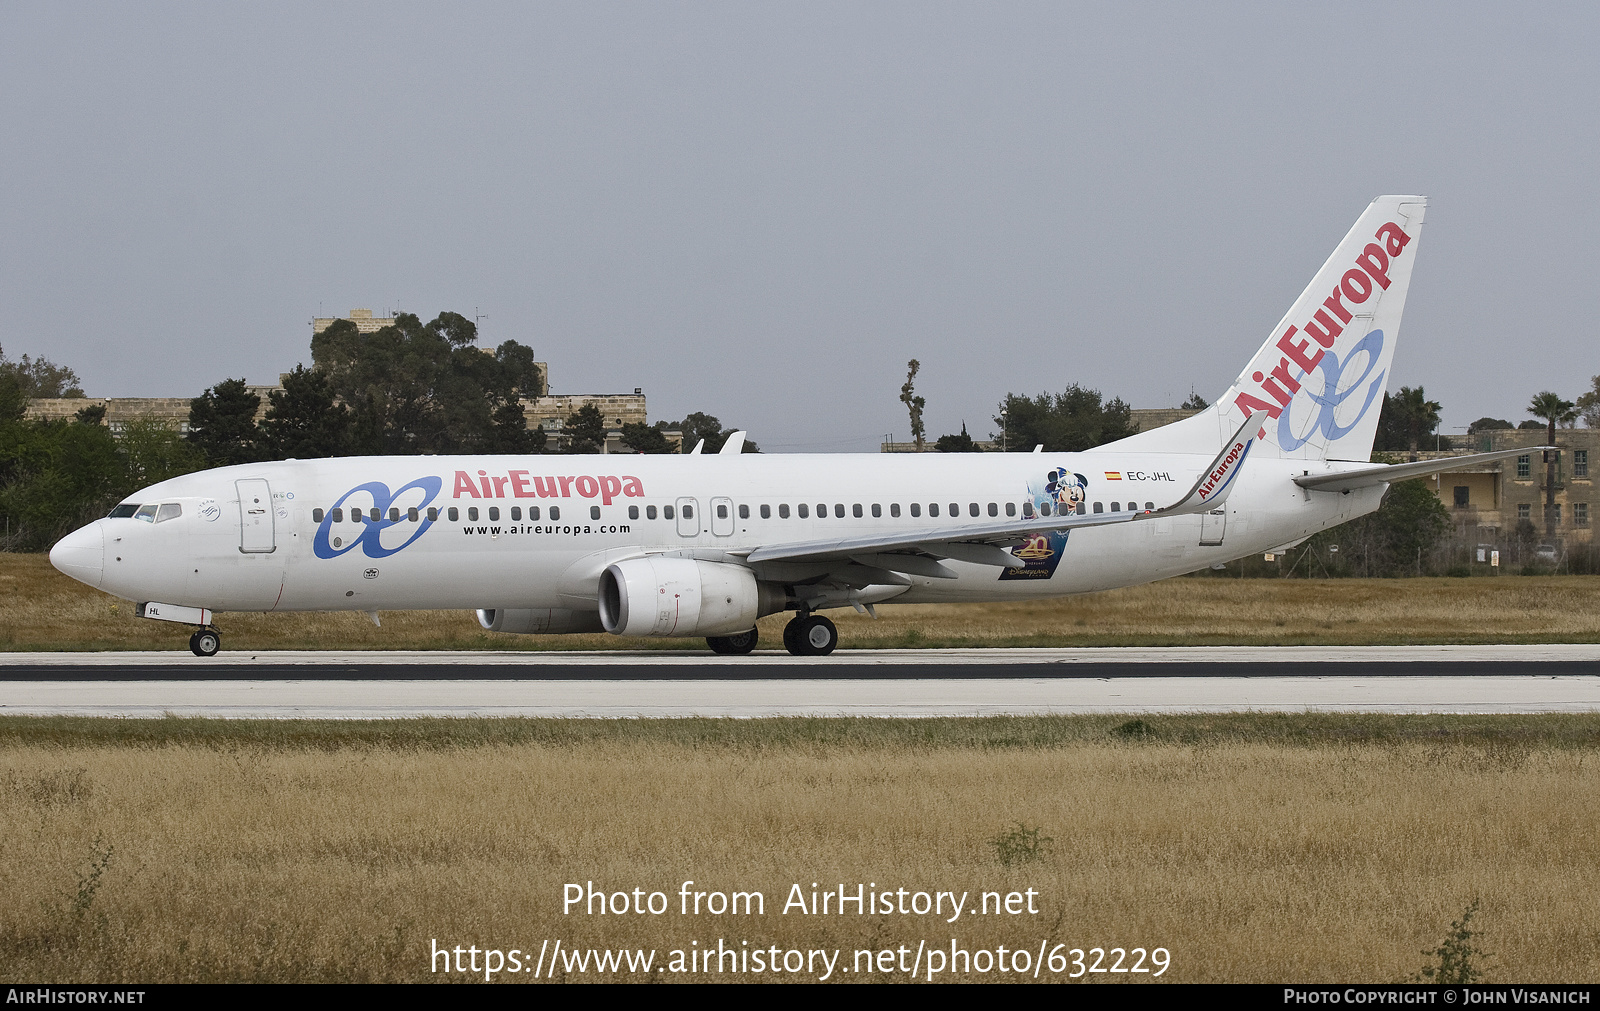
[1528,391,1577,541]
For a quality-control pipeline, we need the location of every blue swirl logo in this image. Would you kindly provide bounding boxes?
[1277,329,1387,452]
[312,477,443,559]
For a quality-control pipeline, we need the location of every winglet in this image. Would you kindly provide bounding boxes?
[719,431,746,455]
[1158,409,1266,515]
[689,439,704,455]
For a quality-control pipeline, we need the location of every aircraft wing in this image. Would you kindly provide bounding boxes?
[742,411,1268,575]
[1293,447,1551,493]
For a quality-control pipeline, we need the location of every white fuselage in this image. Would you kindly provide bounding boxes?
[51,451,1384,624]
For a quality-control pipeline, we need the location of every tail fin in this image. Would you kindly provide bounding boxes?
[1099,195,1427,461]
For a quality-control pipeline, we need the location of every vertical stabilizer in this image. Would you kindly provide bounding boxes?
[1096,195,1426,460]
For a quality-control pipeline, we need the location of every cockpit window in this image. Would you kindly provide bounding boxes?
[108,503,140,518]
[133,504,159,522]
[155,503,182,523]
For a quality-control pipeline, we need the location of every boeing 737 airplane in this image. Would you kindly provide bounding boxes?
[50,194,1533,657]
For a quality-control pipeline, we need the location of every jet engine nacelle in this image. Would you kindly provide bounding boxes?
[598,557,781,637]
[476,608,605,634]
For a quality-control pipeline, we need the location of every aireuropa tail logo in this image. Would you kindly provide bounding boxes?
[312,477,443,559]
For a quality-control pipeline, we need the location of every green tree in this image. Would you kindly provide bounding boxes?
[994,386,1134,453]
[310,312,541,455]
[1374,386,1441,452]
[1528,390,1577,541]
[1577,375,1600,429]
[0,346,86,399]
[1181,390,1209,410]
[563,404,608,454]
[1467,416,1512,434]
[662,412,761,454]
[935,422,982,453]
[118,414,206,487]
[256,365,351,460]
[620,422,674,454]
[900,360,927,451]
[0,419,126,551]
[187,378,261,467]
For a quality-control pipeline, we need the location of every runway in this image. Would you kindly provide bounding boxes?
[3,646,1600,717]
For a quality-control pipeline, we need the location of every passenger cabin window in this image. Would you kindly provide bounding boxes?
[739,504,749,519]
[390,507,402,522]
[681,504,693,518]
[1144,502,1154,511]
[370,508,380,521]
[1005,502,1016,517]
[779,504,790,518]
[590,506,600,520]
[448,507,459,521]
[760,504,771,519]
[1076,503,1086,515]
[549,506,561,521]
[488,507,499,521]
[970,503,980,517]
[427,508,438,521]
[717,503,728,519]
[1111,502,1120,512]
[890,503,900,518]
[408,507,419,522]
[798,504,809,518]
[156,503,182,523]
[929,503,939,517]
[134,504,158,522]
[529,506,541,520]
[949,503,959,517]
[664,505,675,520]
[1022,502,1034,518]
[853,504,863,518]
[911,503,922,517]
[629,506,639,520]
[646,505,657,520]
[468,508,479,521]
[987,503,997,517]
[817,503,826,517]
[1093,502,1104,513]
[313,508,325,523]
[871,504,881,517]
[1040,502,1052,516]
[108,503,140,518]
[510,507,520,521]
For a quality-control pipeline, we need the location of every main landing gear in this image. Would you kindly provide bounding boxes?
[189,627,221,657]
[706,628,759,655]
[783,613,838,657]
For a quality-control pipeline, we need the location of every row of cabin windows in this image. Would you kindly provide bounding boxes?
[311,500,1160,525]
[313,505,566,524]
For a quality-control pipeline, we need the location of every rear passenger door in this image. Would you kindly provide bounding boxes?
[675,497,699,537]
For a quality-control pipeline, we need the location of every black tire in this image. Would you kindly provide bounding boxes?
[788,615,838,657]
[707,629,758,655]
[190,628,220,657]
[782,616,803,654]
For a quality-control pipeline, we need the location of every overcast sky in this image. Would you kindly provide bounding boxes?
[2,3,1595,450]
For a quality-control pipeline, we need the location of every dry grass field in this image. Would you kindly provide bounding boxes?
[1,715,1598,983]
[4,551,1600,651]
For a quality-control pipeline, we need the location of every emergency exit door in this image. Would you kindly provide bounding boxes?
[1198,508,1226,547]
[237,479,276,553]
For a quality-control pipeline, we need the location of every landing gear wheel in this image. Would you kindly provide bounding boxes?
[189,628,221,657]
[785,615,838,657]
[707,628,759,655]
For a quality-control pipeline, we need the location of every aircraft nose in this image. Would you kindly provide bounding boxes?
[50,521,105,588]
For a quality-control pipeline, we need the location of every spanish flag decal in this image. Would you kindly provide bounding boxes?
[1103,471,1122,481]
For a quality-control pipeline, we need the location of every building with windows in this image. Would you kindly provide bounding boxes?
[1406,428,1597,546]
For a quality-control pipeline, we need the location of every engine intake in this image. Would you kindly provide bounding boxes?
[598,557,781,637]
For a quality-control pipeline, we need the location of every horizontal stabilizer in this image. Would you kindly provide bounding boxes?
[1293,447,1551,493]
[1155,410,1266,516]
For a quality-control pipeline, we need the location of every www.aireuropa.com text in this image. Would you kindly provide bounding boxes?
[430,938,1170,981]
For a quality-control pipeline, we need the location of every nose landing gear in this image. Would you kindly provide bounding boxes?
[783,613,838,656]
[188,627,221,657]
